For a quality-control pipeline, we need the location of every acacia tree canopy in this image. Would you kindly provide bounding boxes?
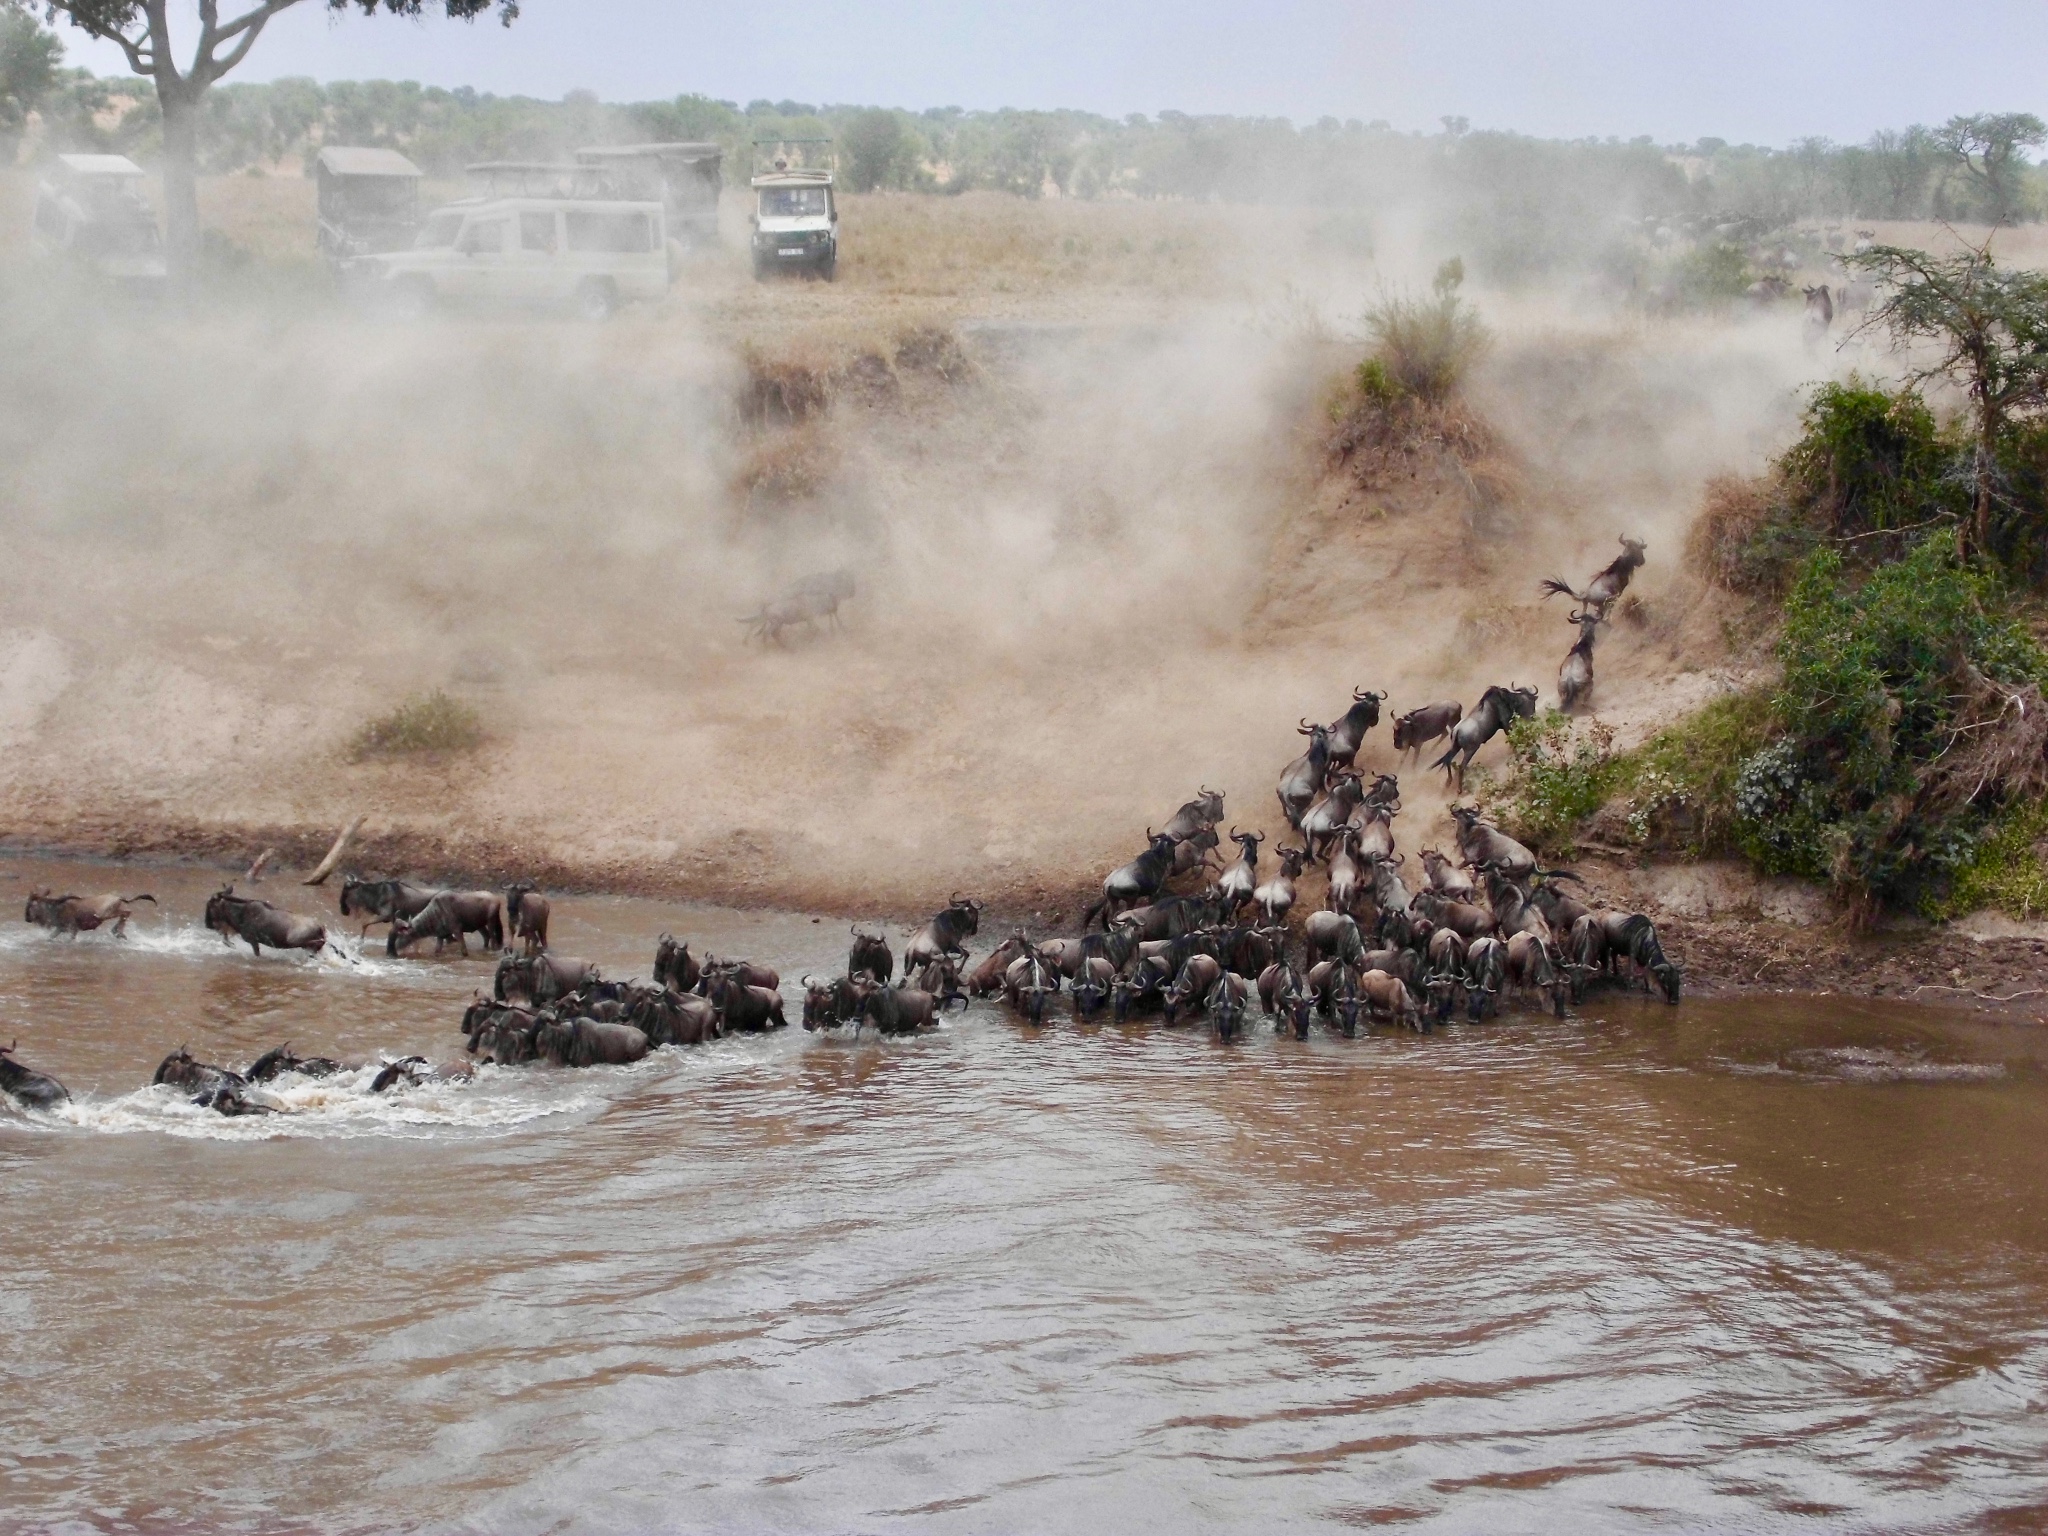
[1849,241,2048,559]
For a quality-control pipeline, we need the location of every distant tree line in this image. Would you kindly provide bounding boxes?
[3,4,2042,278]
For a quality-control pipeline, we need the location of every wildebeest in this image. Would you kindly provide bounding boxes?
[1277,720,1333,831]
[152,1045,247,1097]
[22,889,155,938]
[504,881,551,954]
[1359,968,1422,1032]
[1253,846,1305,926]
[1464,936,1506,1021]
[1003,949,1060,1024]
[388,890,506,957]
[1419,848,1478,903]
[246,1043,345,1083]
[860,982,939,1036]
[626,985,721,1046]
[1084,833,1178,930]
[1325,688,1386,770]
[1539,537,1646,619]
[1300,772,1366,861]
[1557,610,1601,714]
[1208,970,1251,1040]
[1433,685,1539,783]
[0,1041,68,1109]
[1303,908,1366,970]
[1070,955,1117,1019]
[848,925,894,983]
[1575,911,1682,1003]
[1212,829,1263,914]
[1257,955,1314,1039]
[1802,283,1833,347]
[1530,876,1591,937]
[1112,894,1216,943]
[1393,701,1462,762]
[1160,787,1226,843]
[1451,805,1568,885]
[652,934,701,993]
[1505,932,1568,1017]
[1324,831,1363,915]
[337,877,442,940]
[494,951,602,1005]
[465,1000,543,1064]
[802,974,864,1031]
[702,956,780,992]
[205,887,328,957]
[535,1012,651,1067]
[967,934,1033,997]
[741,568,858,645]
[1162,953,1224,1025]
[1413,887,1493,942]
[1166,824,1223,883]
[906,894,981,970]
[706,970,788,1033]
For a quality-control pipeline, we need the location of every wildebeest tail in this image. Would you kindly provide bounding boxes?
[125,893,157,905]
[1430,740,1461,774]
[1538,577,1581,602]
[1081,895,1110,931]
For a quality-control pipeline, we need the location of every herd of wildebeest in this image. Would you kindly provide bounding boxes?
[0,543,1681,1120]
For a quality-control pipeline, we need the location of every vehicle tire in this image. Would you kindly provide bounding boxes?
[752,255,771,283]
[576,278,617,323]
[390,276,435,319]
[819,251,837,283]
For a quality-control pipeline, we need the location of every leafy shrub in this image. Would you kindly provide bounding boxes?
[1777,380,1962,538]
[1622,689,1777,853]
[1939,796,2048,919]
[1737,538,2048,913]
[1477,712,1624,854]
[1360,258,1489,404]
[349,690,486,760]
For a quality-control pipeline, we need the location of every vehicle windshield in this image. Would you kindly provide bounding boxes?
[759,187,828,218]
[415,212,464,248]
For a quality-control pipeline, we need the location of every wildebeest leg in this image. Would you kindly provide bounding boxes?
[247,938,263,956]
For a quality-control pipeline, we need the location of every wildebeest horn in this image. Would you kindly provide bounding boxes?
[1298,718,1313,733]
[801,974,817,989]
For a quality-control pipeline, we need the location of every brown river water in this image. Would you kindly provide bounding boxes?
[5,856,2048,1533]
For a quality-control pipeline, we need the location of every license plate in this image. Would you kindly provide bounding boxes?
[778,247,804,256]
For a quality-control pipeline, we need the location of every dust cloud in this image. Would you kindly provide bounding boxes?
[0,214,1851,915]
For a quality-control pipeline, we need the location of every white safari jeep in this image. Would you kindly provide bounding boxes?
[750,169,837,281]
[349,195,668,319]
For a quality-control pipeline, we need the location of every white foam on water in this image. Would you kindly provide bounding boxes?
[24,1062,605,1142]
[0,919,479,985]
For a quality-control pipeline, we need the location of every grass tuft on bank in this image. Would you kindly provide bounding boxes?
[349,690,487,761]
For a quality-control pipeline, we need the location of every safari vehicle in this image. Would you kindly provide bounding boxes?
[573,142,722,251]
[29,154,166,283]
[345,193,668,320]
[314,146,423,266]
[750,139,837,281]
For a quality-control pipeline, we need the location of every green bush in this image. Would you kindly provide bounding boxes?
[1478,712,1626,854]
[1360,258,1489,404]
[1670,241,1753,306]
[1735,538,2048,911]
[1623,689,1777,853]
[1777,380,1962,538]
[348,690,487,760]
[1939,796,2048,919]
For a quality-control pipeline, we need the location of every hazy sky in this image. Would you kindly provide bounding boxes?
[54,0,2048,147]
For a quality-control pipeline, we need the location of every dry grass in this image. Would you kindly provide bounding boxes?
[348,690,487,760]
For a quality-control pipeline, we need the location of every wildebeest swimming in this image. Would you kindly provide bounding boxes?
[204,887,328,957]
[23,889,155,938]
[0,1041,69,1109]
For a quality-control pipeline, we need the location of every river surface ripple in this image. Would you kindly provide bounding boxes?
[3,859,2048,1532]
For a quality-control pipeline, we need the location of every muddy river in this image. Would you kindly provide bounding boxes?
[4,856,2048,1531]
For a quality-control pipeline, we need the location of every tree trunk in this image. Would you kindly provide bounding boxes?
[158,85,201,282]
[1975,407,1999,562]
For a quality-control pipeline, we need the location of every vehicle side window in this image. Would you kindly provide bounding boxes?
[566,210,652,254]
[519,212,558,253]
[461,219,507,254]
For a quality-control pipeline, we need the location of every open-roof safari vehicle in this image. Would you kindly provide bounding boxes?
[572,142,722,251]
[750,138,837,281]
[315,146,424,266]
[30,154,166,283]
